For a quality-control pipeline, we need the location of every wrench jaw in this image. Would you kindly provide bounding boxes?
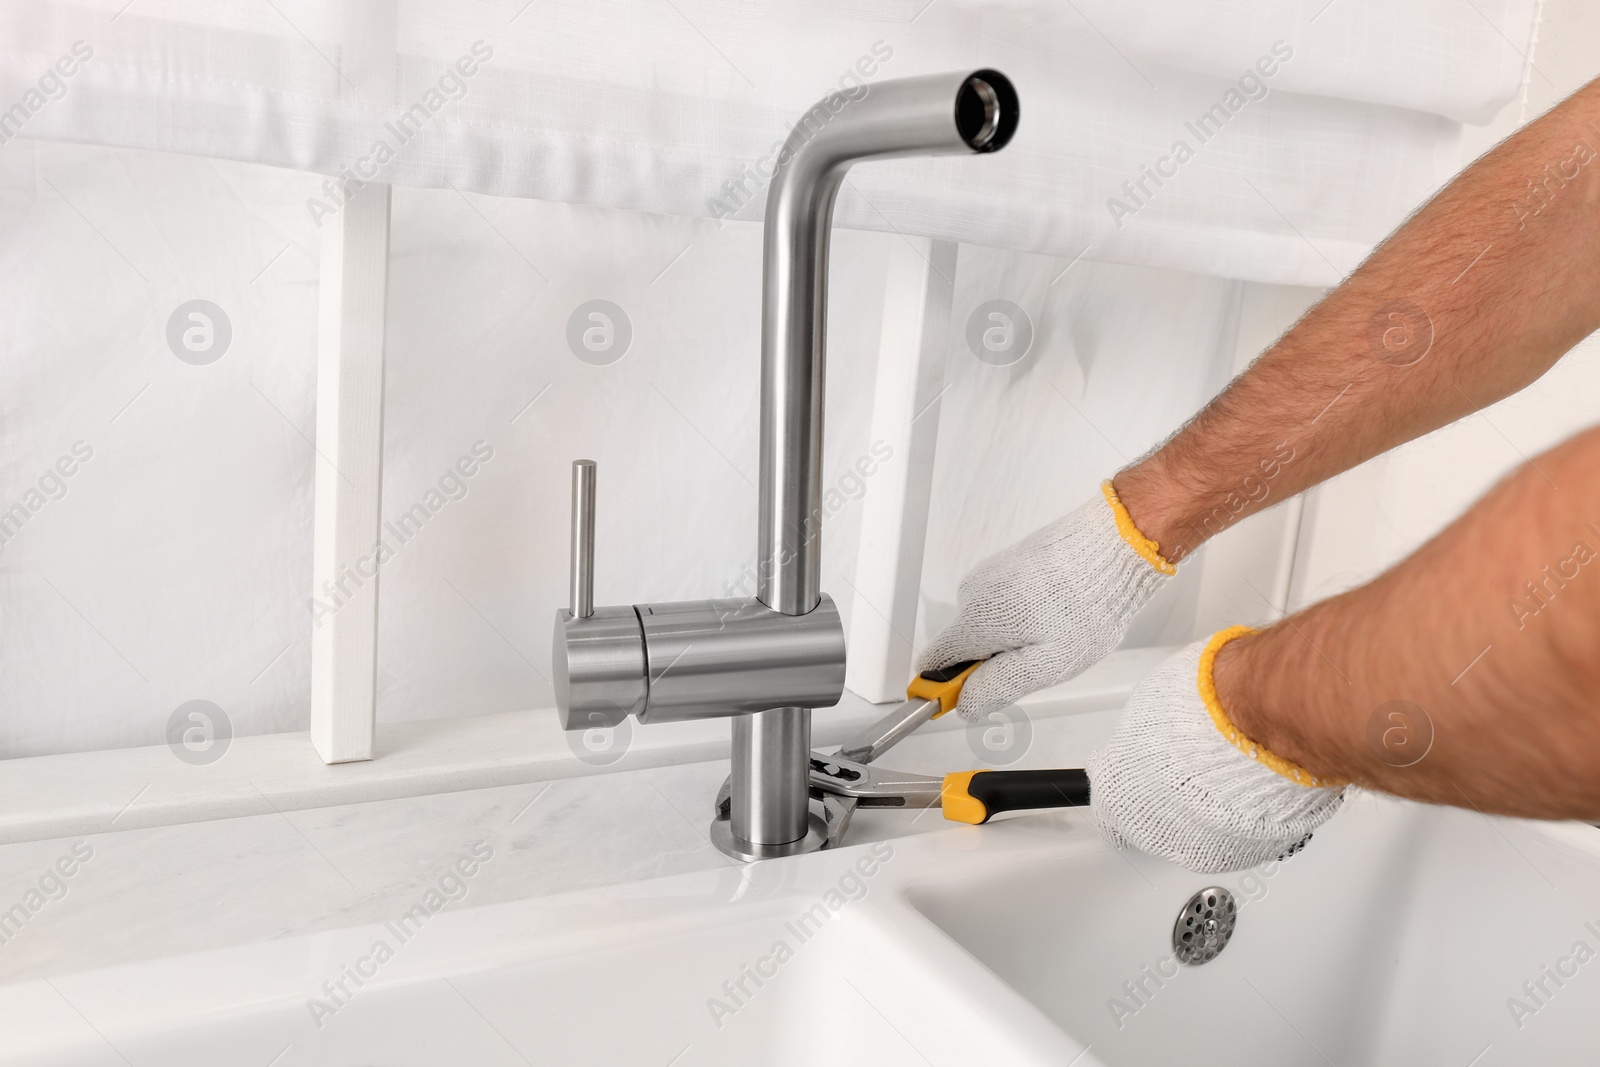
[714,661,979,850]
[712,751,943,851]
[807,753,944,805]
[820,794,858,849]
[712,774,859,848]
[712,674,966,850]
[711,772,852,848]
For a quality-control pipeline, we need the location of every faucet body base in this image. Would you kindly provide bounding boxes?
[730,705,812,846]
[710,810,828,861]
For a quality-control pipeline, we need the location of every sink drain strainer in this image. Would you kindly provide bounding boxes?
[1172,887,1236,965]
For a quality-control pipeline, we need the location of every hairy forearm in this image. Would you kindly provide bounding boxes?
[1116,78,1600,562]
[1212,426,1600,818]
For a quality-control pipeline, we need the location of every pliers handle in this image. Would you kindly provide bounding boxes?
[808,753,1090,823]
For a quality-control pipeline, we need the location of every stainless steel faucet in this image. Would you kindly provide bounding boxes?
[553,70,1019,860]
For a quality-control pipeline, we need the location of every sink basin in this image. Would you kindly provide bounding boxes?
[907,793,1600,1066]
[9,793,1597,1065]
[7,902,954,1065]
[0,839,1064,1067]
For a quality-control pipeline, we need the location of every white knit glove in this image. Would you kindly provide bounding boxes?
[1087,628,1347,873]
[919,483,1174,722]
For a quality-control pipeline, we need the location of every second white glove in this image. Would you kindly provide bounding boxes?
[919,482,1175,722]
[1087,627,1348,873]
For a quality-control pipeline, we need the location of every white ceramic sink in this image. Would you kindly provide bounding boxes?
[7,794,1597,1065]
[908,793,1600,1066]
[0,834,1070,1067]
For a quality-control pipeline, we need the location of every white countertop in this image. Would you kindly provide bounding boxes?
[0,666,1143,986]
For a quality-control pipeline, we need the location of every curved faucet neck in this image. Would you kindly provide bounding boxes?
[755,70,1016,616]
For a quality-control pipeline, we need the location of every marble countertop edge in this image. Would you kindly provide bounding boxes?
[0,646,1171,845]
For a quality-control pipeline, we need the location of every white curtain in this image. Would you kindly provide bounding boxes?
[1,0,1539,285]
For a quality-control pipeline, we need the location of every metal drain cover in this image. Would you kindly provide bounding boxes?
[1172,886,1236,965]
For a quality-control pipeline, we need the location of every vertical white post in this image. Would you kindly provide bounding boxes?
[845,238,958,703]
[310,183,390,764]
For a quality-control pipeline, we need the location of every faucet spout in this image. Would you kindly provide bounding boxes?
[758,69,1018,616]
[724,71,1018,853]
[551,71,1018,860]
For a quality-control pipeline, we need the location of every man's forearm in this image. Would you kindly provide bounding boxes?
[1211,425,1600,818]
[1115,78,1600,562]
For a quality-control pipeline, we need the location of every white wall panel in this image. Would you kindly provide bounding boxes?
[0,141,322,758]
[1,145,1291,758]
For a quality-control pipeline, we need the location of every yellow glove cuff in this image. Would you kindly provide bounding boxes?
[1198,626,1347,789]
[1102,481,1177,576]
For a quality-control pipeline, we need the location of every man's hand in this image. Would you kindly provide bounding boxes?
[1209,424,1600,823]
[919,483,1174,721]
[925,79,1600,829]
[1088,628,1347,873]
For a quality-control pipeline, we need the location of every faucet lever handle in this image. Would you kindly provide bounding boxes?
[569,459,596,619]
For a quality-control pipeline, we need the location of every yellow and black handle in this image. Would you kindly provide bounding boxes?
[907,658,983,716]
[909,660,1092,824]
[940,768,1091,825]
